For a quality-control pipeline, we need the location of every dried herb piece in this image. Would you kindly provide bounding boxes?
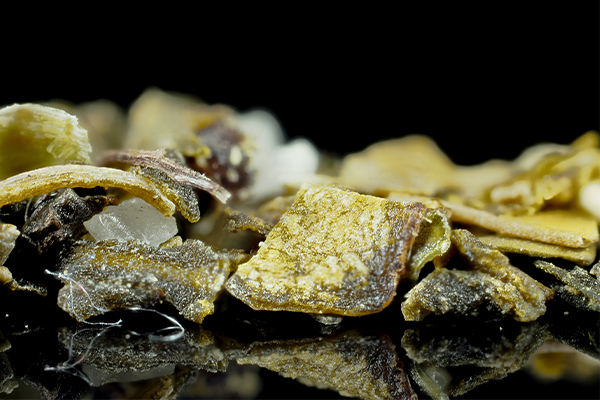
[21,188,115,254]
[0,165,176,218]
[226,184,428,316]
[402,230,553,322]
[406,207,451,282]
[235,330,418,400]
[224,208,273,236]
[0,104,92,179]
[535,260,600,312]
[97,147,231,206]
[0,223,19,265]
[55,239,250,323]
[478,234,597,266]
[488,131,600,214]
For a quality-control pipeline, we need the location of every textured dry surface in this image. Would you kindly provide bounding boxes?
[236,330,418,400]
[226,184,428,316]
[56,239,249,323]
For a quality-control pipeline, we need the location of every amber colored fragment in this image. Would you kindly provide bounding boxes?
[478,235,597,266]
[55,239,250,323]
[235,330,418,400]
[535,260,600,312]
[226,184,428,316]
[402,230,553,322]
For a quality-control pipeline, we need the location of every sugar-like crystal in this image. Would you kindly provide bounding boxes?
[84,197,178,246]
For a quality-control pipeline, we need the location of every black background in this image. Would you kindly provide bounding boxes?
[1,3,598,165]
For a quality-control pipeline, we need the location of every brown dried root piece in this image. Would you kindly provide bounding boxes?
[402,230,553,322]
[97,148,231,204]
[226,184,429,316]
[535,260,600,312]
[54,239,250,323]
[0,165,176,218]
[235,330,418,400]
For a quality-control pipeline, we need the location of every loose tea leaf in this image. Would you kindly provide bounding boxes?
[226,184,428,316]
[55,239,250,323]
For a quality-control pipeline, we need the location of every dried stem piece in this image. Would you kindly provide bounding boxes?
[97,148,231,203]
[0,165,176,217]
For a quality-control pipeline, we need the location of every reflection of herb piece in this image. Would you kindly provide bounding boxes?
[235,330,418,400]
[0,104,92,179]
[226,184,429,316]
[535,260,600,312]
[0,165,175,218]
[55,239,250,323]
[97,148,231,205]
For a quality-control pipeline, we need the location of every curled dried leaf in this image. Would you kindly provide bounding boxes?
[0,165,176,218]
[97,148,231,205]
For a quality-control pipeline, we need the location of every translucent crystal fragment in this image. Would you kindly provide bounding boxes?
[55,239,249,323]
[84,197,178,247]
[226,184,428,316]
[235,330,418,400]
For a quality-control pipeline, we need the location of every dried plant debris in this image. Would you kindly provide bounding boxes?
[54,239,250,323]
[226,184,430,316]
[406,207,451,282]
[0,223,19,265]
[0,103,92,179]
[21,188,115,254]
[223,207,273,236]
[97,147,231,207]
[403,230,553,322]
[535,260,600,312]
[0,164,177,218]
[235,330,418,400]
[478,234,597,266]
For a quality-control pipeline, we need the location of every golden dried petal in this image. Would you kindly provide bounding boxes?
[235,330,418,400]
[0,165,176,218]
[55,239,250,323]
[0,104,92,179]
[226,184,428,316]
[478,234,597,266]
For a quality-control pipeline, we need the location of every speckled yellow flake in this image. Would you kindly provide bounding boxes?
[225,184,429,316]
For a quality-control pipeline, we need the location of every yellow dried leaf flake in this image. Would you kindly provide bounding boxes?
[0,103,92,178]
[226,184,429,316]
